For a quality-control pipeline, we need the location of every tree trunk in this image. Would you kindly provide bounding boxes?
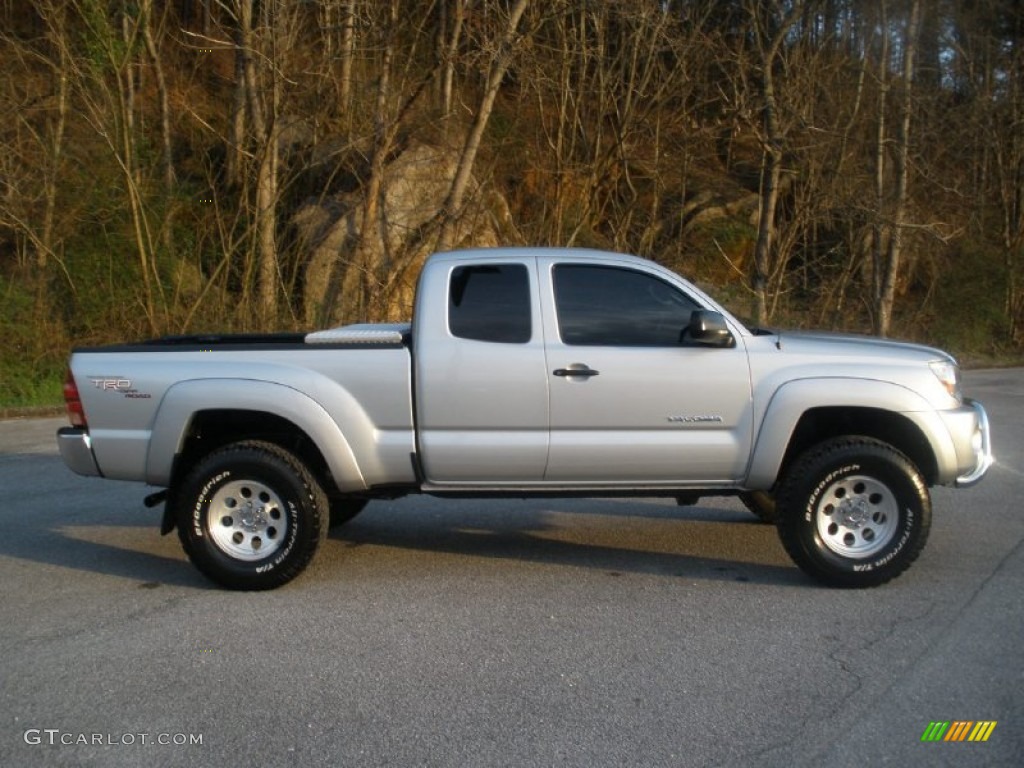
[877,0,921,337]
[255,132,279,323]
[439,0,467,116]
[236,0,280,325]
[749,2,800,326]
[339,0,356,111]
[352,0,399,320]
[39,1,70,272]
[227,20,246,187]
[437,0,531,251]
[141,0,174,191]
[871,2,889,320]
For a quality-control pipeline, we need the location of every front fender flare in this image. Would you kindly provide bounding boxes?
[745,377,947,489]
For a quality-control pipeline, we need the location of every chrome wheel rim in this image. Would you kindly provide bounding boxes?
[815,474,899,559]
[208,480,287,561]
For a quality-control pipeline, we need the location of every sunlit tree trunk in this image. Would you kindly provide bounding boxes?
[340,0,356,111]
[352,0,399,319]
[876,0,921,337]
[39,0,70,272]
[438,0,467,116]
[437,0,531,251]
[748,1,801,326]
[871,1,889,320]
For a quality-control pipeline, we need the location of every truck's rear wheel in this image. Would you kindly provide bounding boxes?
[175,440,327,590]
[776,437,930,588]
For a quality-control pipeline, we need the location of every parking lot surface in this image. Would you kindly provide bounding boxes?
[1,370,1021,767]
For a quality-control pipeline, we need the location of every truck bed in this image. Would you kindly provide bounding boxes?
[64,324,417,491]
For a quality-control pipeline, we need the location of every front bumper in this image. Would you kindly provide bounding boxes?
[57,427,102,477]
[954,399,993,487]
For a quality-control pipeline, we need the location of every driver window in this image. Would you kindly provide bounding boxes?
[553,264,699,346]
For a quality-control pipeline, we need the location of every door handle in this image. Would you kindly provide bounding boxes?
[553,366,600,378]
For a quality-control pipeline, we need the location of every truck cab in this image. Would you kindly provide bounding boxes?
[413,249,751,488]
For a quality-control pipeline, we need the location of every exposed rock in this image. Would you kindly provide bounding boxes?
[276,115,314,156]
[295,139,518,327]
[683,192,761,230]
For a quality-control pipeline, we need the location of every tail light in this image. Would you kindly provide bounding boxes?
[64,369,88,428]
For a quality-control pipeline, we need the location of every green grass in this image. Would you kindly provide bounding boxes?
[0,359,65,409]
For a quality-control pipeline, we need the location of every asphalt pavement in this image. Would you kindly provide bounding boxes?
[0,369,1021,767]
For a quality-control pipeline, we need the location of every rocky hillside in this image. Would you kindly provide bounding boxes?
[1,1,1022,405]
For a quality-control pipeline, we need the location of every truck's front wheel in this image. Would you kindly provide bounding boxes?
[175,441,328,590]
[776,437,931,588]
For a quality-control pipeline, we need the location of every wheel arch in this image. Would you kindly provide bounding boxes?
[746,378,942,490]
[177,408,337,484]
[779,406,937,484]
[147,379,367,511]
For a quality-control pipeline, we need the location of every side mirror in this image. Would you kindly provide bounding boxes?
[682,310,736,348]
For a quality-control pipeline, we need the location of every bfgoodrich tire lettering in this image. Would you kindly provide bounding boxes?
[776,437,931,588]
[175,441,327,590]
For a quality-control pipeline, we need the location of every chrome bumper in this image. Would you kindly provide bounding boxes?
[955,399,993,488]
[57,427,102,477]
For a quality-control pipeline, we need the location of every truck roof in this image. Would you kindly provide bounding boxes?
[428,246,647,265]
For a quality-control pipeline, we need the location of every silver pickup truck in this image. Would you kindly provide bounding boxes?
[58,247,993,590]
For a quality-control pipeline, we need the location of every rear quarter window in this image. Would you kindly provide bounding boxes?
[448,264,531,344]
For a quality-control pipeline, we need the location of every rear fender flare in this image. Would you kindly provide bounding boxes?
[145,379,366,493]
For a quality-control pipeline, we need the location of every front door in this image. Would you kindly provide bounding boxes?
[542,262,753,485]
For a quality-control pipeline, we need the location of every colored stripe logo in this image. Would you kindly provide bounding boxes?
[921,721,997,742]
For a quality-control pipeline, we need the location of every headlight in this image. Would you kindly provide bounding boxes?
[930,360,962,402]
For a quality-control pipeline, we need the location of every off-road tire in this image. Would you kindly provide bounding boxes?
[175,440,328,590]
[776,437,931,588]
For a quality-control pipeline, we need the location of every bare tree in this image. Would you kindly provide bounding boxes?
[58,0,168,332]
[0,0,71,275]
[990,7,1024,340]
[436,0,531,252]
[140,0,174,192]
[303,0,442,325]
[350,0,400,319]
[221,0,309,327]
[876,0,922,337]
[437,0,468,116]
[745,0,803,326]
[870,0,891,319]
